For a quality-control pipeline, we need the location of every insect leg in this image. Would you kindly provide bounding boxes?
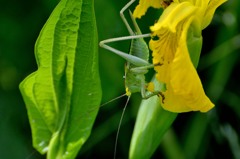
[142,90,163,99]
[130,64,155,73]
[99,34,151,67]
[120,0,136,35]
[140,78,161,99]
[141,85,163,99]
[139,77,164,99]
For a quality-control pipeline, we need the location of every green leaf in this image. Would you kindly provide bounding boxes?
[19,0,101,158]
[187,25,203,68]
[129,78,177,159]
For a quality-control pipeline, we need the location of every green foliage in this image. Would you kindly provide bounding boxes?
[0,0,240,159]
[19,0,101,158]
[187,26,203,68]
[129,78,177,159]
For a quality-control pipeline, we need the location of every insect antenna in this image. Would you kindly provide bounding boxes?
[100,93,127,108]
[25,149,37,159]
[114,95,131,159]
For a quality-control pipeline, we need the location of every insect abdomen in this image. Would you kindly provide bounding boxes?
[129,38,149,62]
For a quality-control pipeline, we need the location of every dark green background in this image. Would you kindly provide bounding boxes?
[0,0,239,158]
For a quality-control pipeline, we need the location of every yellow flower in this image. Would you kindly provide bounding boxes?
[133,0,227,112]
[133,0,162,18]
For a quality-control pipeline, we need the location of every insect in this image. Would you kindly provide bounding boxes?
[99,0,161,99]
[99,0,164,158]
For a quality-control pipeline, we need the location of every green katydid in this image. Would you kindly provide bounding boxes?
[99,0,162,99]
[99,0,165,158]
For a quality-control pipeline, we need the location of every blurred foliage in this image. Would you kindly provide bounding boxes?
[0,0,239,158]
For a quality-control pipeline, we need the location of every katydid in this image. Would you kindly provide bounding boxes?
[99,1,163,158]
[99,0,161,99]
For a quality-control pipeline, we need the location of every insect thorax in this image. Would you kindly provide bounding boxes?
[124,63,148,94]
[125,73,144,94]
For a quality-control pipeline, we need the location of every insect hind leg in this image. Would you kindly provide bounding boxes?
[129,64,154,73]
[99,34,151,67]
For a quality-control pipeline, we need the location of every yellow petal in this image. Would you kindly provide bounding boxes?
[150,2,196,83]
[151,2,196,33]
[202,0,228,29]
[133,0,162,19]
[163,32,214,112]
[149,1,214,112]
[136,0,225,112]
